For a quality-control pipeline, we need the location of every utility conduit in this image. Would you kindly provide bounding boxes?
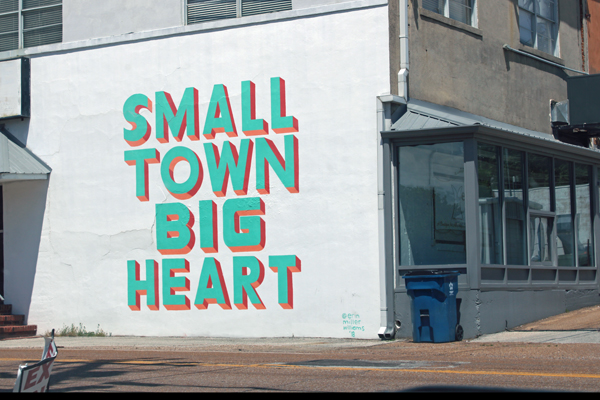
[502,44,588,75]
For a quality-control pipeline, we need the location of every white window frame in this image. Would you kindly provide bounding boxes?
[518,0,559,57]
[421,0,478,28]
[0,0,62,52]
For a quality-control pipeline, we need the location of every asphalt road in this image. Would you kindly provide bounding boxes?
[1,306,600,392]
[1,337,600,392]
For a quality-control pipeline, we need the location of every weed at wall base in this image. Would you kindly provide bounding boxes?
[44,324,111,337]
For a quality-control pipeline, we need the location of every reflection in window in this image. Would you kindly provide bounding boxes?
[575,164,594,266]
[555,160,574,266]
[422,0,475,26]
[398,142,465,266]
[503,149,527,265]
[518,0,558,56]
[530,215,552,263]
[528,154,551,212]
[478,143,502,264]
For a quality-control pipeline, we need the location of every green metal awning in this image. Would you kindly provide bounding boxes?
[0,127,51,183]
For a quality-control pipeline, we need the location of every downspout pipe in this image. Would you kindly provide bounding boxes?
[502,44,588,75]
[378,0,409,340]
[398,0,409,101]
[377,95,404,340]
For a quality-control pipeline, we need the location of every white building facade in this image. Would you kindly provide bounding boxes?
[0,0,599,340]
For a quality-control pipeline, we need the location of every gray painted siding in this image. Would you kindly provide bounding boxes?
[394,288,600,340]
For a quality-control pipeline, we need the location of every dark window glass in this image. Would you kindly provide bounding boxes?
[398,142,465,265]
[478,143,503,264]
[528,153,551,212]
[503,149,527,265]
[575,164,594,266]
[555,160,574,266]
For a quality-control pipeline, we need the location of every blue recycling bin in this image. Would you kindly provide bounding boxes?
[402,270,462,343]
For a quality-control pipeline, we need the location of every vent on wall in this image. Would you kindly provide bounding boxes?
[550,99,569,125]
[187,0,292,25]
[0,0,62,52]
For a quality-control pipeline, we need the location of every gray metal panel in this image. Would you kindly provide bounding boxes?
[390,99,550,140]
[390,108,461,131]
[568,74,600,126]
[0,127,50,177]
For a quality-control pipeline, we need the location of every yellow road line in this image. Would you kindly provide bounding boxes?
[266,364,600,379]
[1,358,599,379]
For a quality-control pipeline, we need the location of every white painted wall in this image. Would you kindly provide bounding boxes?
[62,0,366,43]
[63,0,184,42]
[3,5,390,339]
[293,0,356,9]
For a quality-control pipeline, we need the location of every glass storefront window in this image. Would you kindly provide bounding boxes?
[503,149,527,265]
[395,137,597,273]
[529,215,553,263]
[555,159,574,266]
[575,164,594,266]
[398,142,466,266]
[528,153,554,265]
[528,154,552,212]
[478,143,503,264]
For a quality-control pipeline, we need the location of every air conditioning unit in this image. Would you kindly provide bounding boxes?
[567,73,600,126]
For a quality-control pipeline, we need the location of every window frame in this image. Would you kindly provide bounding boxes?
[518,0,560,57]
[421,0,478,28]
[526,153,555,267]
[382,124,600,292]
[0,0,62,52]
[479,144,596,271]
[476,143,597,288]
[396,141,468,268]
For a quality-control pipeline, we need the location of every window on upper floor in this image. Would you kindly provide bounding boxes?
[422,0,476,26]
[518,0,558,56]
[0,0,62,52]
[186,0,292,25]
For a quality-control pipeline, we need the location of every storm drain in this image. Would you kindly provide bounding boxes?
[283,359,465,370]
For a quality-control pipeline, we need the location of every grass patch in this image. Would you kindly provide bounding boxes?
[45,324,111,337]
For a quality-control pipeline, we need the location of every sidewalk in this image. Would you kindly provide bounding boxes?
[0,335,390,351]
[471,304,600,344]
[1,305,600,349]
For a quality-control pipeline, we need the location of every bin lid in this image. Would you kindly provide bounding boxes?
[401,270,460,278]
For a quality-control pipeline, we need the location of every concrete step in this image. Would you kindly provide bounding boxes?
[0,314,24,326]
[0,303,37,339]
[0,324,37,339]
